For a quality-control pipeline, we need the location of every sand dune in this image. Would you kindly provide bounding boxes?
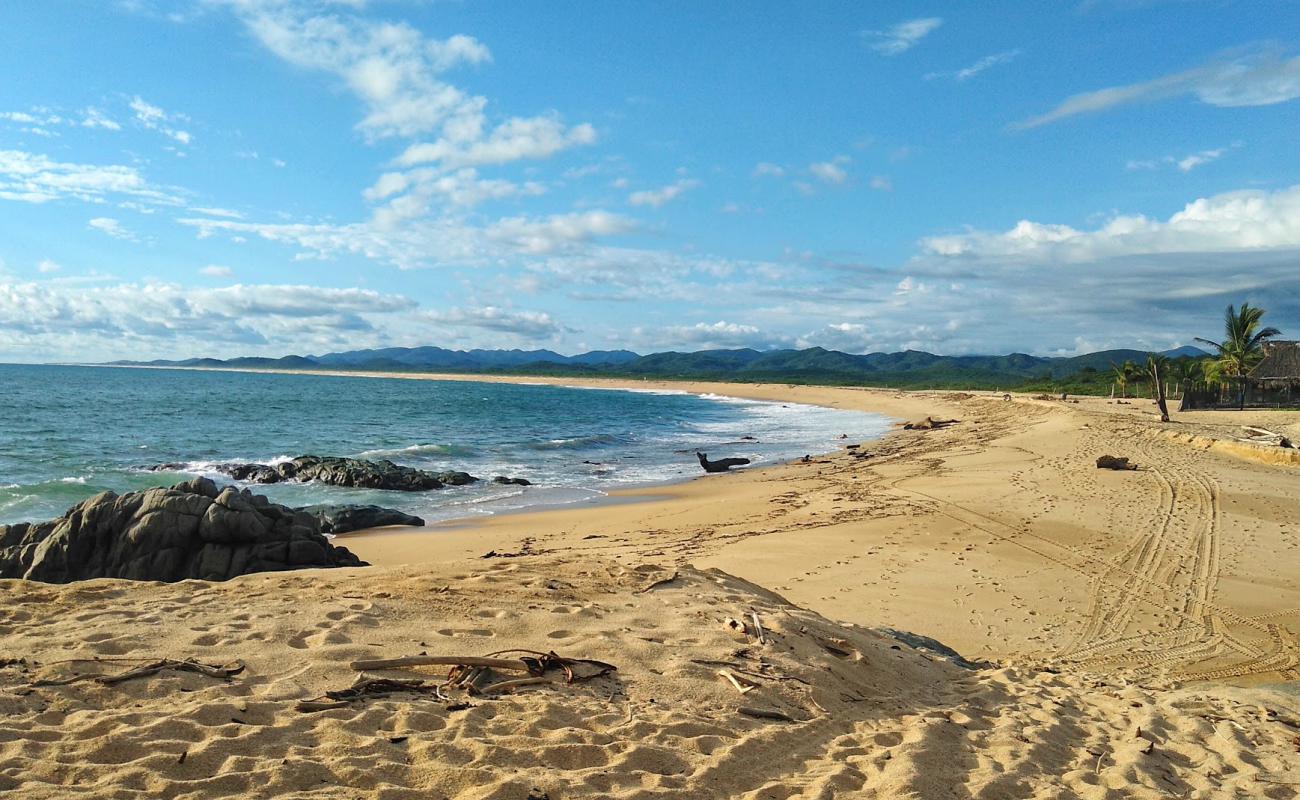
[3,558,1298,799]
[3,378,1300,797]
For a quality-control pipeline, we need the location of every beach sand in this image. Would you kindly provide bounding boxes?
[3,374,1299,797]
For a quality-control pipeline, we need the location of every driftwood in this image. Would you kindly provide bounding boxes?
[1096,455,1138,471]
[1238,427,1293,448]
[696,452,751,473]
[350,655,531,672]
[297,678,442,712]
[353,650,617,684]
[304,651,616,713]
[29,658,244,688]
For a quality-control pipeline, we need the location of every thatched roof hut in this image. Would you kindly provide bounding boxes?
[1249,341,1300,385]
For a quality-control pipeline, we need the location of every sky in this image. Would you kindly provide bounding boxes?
[1,0,1298,362]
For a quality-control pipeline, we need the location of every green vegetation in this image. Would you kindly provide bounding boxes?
[1194,302,1282,409]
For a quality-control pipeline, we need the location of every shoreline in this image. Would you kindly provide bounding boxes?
[86,362,917,530]
[6,367,1300,796]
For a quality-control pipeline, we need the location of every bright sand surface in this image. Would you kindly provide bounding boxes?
[4,372,1300,798]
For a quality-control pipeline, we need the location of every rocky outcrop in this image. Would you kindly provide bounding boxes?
[434,470,479,486]
[301,504,425,534]
[0,478,366,584]
[491,476,532,486]
[154,456,477,492]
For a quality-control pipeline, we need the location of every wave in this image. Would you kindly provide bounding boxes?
[355,443,475,460]
[525,433,622,451]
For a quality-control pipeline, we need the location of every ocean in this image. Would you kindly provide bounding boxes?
[0,365,893,527]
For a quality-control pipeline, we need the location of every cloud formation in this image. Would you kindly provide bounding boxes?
[1018,47,1300,128]
[627,178,699,208]
[863,18,942,56]
[0,149,180,206]
[0,280,420,360]
[925,50,1021,82]
[426,305,567,339]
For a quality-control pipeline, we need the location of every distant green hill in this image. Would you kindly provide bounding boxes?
[107,344,1210,393]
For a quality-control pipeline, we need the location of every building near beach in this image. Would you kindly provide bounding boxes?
[1249,341,1300,387]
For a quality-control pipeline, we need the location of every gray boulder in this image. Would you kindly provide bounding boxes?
[0,477,367,584]
[492,476,532,486]
[301,504,426,534]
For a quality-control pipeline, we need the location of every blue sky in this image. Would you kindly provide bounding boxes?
[1,0,1298,361]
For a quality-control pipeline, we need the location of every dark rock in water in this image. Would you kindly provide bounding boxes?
[282,456,447,491]
[301,504,425,534]
[491,476,532,486]
[433,470,478,486]
[160,455,467,492]
[222,463,284,483]
[0,477,367,584]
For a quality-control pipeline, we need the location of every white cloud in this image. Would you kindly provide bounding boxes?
[37,259,61,274]
[0,280,420,360]
[809,156,850,184]
[129,95,192,144]
[80,107,122,130]
[752,162,785,178]
[395,117,596,169]
[0,110,64,126]
[627,178,699,208]
[487,211,637,254]
[200,265,233,277]
[188,206,244,219]
[925,49,1021,82]
[1176,147,1228,172]
[1017,47,1300,128]
[0,149,180,206]
[651,320,776,349]
[217,0,594,170]
[426,305,567,339]
[87,217,137,241]
[863,17,943,56]
[363,167,544,211]
[870,175,893,191]
[923,185,1300,261]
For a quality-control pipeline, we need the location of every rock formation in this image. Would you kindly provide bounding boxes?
[301,504,425,534]
[491,476,532,486]
[0,478,366,583]
[154,456,478,492]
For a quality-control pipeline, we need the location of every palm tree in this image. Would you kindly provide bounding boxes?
[1195,302,1281,409]
[1110,363,1128,398]
[1169,358,1203,397]
[1146,353,1170,421]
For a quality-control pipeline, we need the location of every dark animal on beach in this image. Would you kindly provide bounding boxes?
[696,452,751,473]
[1096,455,1138,471]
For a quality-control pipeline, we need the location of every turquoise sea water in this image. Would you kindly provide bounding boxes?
[0,365,893,527]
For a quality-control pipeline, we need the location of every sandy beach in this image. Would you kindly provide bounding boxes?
[3,374,1299,798]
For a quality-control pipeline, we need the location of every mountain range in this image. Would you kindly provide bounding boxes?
[108,344,1209,389]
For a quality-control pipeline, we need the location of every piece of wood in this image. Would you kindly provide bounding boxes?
[477,677,549,695]
[634,571,679,594]
[749,611,767,645]
[350,656,531,672]
[717,669,755,694]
